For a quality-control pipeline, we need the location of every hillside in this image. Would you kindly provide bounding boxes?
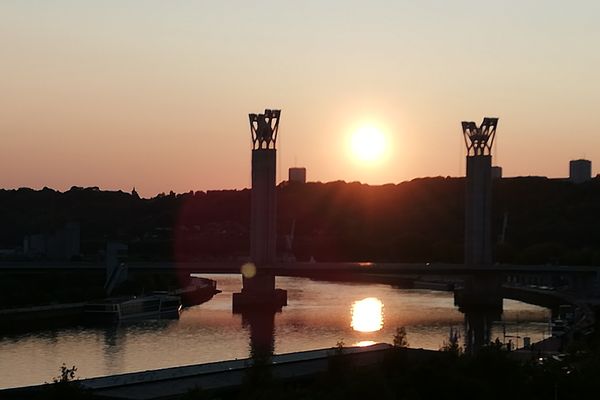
[1,177,600,265]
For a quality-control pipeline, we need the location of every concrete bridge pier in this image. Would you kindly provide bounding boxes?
[455,273,503,353]
[463,309,502,353]
[465,155,492,268]
[242,310,277,360]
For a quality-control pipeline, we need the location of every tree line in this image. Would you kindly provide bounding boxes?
[1,177,600,265]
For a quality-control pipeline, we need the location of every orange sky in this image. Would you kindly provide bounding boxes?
[1,1,599,197]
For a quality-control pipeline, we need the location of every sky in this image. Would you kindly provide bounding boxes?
[1,1,599,197]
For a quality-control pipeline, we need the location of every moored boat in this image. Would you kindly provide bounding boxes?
[84,294,182,322]
[173,277,221,307]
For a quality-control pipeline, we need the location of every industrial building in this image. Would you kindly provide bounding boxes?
[23,222,80,260]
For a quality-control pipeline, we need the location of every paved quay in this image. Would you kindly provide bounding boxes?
[3,344,428,400]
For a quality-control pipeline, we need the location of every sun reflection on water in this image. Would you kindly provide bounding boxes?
[354,340,377,347]
[351,297,384,333]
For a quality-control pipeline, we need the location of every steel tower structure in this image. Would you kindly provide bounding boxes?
[462,117,498,268]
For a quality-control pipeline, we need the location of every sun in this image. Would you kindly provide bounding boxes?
[350,125,387,162]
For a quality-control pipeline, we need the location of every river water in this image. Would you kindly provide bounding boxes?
[0,274,551,389]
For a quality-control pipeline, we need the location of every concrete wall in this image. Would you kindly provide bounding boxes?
[465,155,492,267]
[245,149,277,295]
[251,149,277,266]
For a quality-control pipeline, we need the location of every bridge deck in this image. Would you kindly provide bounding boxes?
[1,261,598,276]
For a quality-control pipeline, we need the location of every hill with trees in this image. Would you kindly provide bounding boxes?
[1,177,600,265]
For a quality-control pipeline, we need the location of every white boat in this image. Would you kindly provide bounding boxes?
[84,294,182,322]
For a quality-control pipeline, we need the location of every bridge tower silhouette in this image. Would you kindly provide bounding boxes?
[458,118,502,352]
[462,117,498,268]
[233,109,287,312]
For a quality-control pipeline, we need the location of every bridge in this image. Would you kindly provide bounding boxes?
[3,260,598,274]
[3,260,599,308]
[4,113,599,357]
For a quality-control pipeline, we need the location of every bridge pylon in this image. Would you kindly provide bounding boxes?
[233,109,287,312]
[462,117,498,268]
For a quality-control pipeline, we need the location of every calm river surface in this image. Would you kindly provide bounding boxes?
[0,275,551,389]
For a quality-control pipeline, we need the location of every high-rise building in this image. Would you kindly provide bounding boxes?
[491,166,502,179]
[569,159,591,184]
[288,167,306,183]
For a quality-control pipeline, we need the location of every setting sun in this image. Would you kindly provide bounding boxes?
[350,126,387,162]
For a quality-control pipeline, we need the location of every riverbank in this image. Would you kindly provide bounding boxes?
[0,344,444,399]
[4,333,600,400]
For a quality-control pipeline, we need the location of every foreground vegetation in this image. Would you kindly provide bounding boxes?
[211,324,600,400]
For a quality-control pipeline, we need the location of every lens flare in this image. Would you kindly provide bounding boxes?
[241,263,256,279]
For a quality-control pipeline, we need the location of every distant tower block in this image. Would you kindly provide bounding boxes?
[491,166,502,179]
[462,117,498,268]
[289,167,306,183]
[569,159,591,184]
